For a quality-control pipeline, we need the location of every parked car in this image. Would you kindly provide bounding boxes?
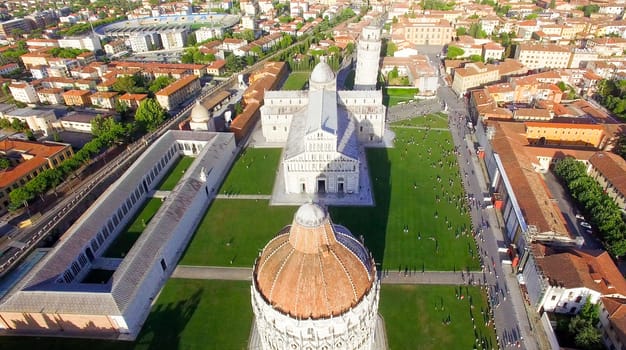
[575,214,585,220]
[580,221,592,229]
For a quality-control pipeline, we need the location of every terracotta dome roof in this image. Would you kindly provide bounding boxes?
[309,62,335,84]
[190,100,210,122]
[253,203,375,320]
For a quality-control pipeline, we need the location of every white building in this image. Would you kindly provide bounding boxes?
[250,203,385,350]
[260,62,386,195]
[355,25,382,90]
[160,30,188,50]
[0,131,237,337]
[1,107,57,136]
[194,27,224,43]
[9,83,39,104]
[58,35,102,52]
[129,33,160,53]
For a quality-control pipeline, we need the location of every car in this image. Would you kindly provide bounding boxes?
[575,214,585,220]
[580,221,592,229]
[585,229,593,235]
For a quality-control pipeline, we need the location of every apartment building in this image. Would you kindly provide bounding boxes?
[155,75,200,111]
[58,35,102,52]
[90,91,119,109]
[0,139,73,214]
[161,30,188,50]
[104,39,127,56]
[37,88,64,105]
[62,89,92,107]
[514,44,572,69]
[451,60,527,95]
[1,107,57,136]
[525,122,605,148]
[118,93,148,110]
[9,83,39,104]
[0,18,30,37]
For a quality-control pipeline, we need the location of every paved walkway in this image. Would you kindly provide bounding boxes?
[172,265,488,286]
[215,194,272,200]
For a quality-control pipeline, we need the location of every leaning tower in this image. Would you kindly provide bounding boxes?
[354,25,382,90]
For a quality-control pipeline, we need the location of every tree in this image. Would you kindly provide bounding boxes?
[456,27,467,37]
[446,46,465,59]
[149,76,175,94]
[113,75,147,94]
[549,0,556,9]
[386,41,397,56]
[134,98,168,132]
[9,187,33,210]
[468,23,487,39]
[0,157,10,169]
[470,55,483,62]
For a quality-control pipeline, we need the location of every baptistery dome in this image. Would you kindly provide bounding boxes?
[254,203,375,319]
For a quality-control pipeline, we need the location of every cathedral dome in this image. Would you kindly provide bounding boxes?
[190,100,210,123]
[309,62,335,84]
[253,203,375,319]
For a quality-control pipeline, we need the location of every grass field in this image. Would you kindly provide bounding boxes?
[281,71,310,91]
[0,279,252,350]
[397,112,450,129]
[179,200,296,267]
[380,284,497,350]
[219,148,282,195]
[186,116,477,271]
[104,198,163,258]
[383,87,419,107]
[157,156,195,191]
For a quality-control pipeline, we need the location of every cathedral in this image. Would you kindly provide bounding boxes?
[260,26,385,195]
[250,203,385,350]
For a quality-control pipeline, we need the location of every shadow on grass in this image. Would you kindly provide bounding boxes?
[134,288,203,350]
[0,289,203,350]
[328,148,391,266]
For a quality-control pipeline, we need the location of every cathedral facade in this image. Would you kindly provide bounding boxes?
[260,27,385,195]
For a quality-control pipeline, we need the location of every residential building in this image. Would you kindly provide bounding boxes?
[37,88,64,105]
[451,60,528,95]
[104,39,127,56]
[525,122,606,148]
[194,27,224,43]
[58,35,102,52]
[0,139,73,214]
[160,30,188,50]
[62,90,92,107]
[380,55,439,96]
[155,75,200,111]
[1,107,57,136]
[514,44,572,70]
[9,83,39,104]
[89,91,119,109]
[118,93,148,110]
[206,59,226,76]
[0,63,19,75]
[598,297,626,350]
[0,18,30,37]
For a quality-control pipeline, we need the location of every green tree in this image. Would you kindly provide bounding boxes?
[113,75,147,94]
[468,23,487,39]
[386,41,397,56]
[470,55,483,62]
[9,187,33,211]
[0,157,10,169]
[549,0,556,9]
[134,98,168,132]
[149,76,175,94]
[456,27,467,37]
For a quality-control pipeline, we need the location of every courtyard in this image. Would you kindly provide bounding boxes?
[218,148,282,195]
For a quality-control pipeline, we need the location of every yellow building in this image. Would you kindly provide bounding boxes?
[155,75,200,111]
[391,16,454,46]
[525,122,605,148]
[514,44,572,70]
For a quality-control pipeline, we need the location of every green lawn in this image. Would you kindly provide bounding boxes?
[281,71,310,90]
[380,285,497,350]
[383,87,419,107]
[180,200,296,267]
[104,198,163,258]
[187,116,477,271]
[396,112,450,129]
[219,148,282,195]
[0,279,252,350]
[158,156,195,191]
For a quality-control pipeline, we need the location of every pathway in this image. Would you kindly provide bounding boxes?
[172,265,488,286]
